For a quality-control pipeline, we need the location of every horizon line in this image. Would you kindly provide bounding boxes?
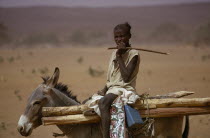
[0,1,210,8]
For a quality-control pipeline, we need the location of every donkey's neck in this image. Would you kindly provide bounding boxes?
[51,88,80,107]
[50,88,87,137]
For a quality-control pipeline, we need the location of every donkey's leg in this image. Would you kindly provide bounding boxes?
[98,93,118,138]
[154,116,184,138]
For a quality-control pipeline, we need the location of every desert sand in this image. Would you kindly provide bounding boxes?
[0,45,210,138]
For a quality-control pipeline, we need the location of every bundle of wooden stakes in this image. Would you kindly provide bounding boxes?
[42,91,210,126]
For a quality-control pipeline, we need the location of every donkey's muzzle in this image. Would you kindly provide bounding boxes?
[17,125,32,136]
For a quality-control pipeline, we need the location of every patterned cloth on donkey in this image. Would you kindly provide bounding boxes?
[86,88,139,138]
[110,96,128,138]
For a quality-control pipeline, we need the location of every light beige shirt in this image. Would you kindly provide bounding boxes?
[86,49,140,113]
[106,49,140,95]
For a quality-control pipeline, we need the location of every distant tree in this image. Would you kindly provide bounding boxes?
[21,33,60,46]
[193,22,210,47]
[68,30,88,45]
[0,23,11,45]
[149,23,184,44]
[89,31,107,39]
[87,31,108,45]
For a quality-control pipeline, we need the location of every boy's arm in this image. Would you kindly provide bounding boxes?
[97,85,108,96]
[116,54,139,83]
[96,56,138,96]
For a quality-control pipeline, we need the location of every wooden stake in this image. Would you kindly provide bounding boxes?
[42,114,100,125]
[140,107,210,118]
[42,97,210,117]
[149,91,194,99]
[42,105,89,117]
[42,107,210,125]
[134,97,210,109]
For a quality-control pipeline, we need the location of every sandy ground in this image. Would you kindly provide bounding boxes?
[0,45,210,138]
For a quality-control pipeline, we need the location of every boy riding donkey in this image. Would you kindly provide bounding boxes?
[84,22,141,138]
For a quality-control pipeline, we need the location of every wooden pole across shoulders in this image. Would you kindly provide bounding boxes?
[108,47,169,55]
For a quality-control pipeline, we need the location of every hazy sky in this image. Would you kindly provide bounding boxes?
[0,0,210,7]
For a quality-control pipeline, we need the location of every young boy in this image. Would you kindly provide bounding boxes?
[87,22,140,138]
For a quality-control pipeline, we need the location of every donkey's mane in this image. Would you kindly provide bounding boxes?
[42,76,80,103]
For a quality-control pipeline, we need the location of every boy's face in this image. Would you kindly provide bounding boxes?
[114,28,131,46]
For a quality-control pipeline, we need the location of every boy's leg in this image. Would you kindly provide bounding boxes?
[98,93,118,138]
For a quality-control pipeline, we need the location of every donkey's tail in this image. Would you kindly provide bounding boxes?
[182,115,189,138]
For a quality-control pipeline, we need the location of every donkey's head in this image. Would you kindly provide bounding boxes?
[17,67,61,136]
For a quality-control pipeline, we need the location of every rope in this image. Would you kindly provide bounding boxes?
[129,93,155,137]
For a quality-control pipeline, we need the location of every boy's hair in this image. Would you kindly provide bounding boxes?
[114,22,131,36]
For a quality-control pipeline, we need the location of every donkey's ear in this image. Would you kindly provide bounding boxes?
[41,76,49,84]
[46,67,60,88]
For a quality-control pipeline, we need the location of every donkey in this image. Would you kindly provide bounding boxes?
[17,67,189,138]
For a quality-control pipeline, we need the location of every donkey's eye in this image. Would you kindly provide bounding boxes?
[33,101,41,105]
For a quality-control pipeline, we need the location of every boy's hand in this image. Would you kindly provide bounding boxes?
[97,90,105,96]
[116,42,126,56]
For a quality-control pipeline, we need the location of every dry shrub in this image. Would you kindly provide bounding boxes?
[77,56,84,64]
[88,66,104,77]
[193,22,210,47]
[7,56,14,63]
[201,54,210,62]
[0,56,4,63]
[14,90,22,101]
[38,67,49,75]
[32,69,36,74]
